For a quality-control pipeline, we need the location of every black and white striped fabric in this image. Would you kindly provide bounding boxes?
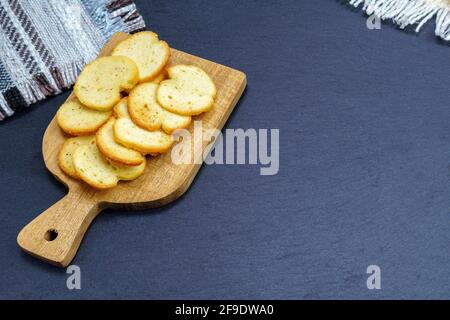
[0,0,145,120]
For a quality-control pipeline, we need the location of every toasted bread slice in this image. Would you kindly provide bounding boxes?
[73,143,119,189]
[114,118,173,154]
[74,56,139,111]
[56,99,111,136]
[108,159,146,181]
[157,65,216,116]
[58,135,96,179]
[73,142,146,189]
[162,111,192,134]
[112,31,170,83]
[129,82,191,133]
[128,82,164,131]
[113,97,131,119]
[96,117,145,166]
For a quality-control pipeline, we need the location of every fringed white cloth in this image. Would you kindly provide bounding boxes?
[348,0,450,39]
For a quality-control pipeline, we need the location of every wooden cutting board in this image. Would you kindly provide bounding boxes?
[17,32,246,267]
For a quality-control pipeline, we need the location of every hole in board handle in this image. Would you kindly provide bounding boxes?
[44,229,58,241]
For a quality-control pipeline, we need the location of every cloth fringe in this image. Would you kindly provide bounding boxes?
[348,0,450,39]
[81,0,146,41]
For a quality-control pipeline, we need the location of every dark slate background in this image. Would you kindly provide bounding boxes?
[1,0,449,299]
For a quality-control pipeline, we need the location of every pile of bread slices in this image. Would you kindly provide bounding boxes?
[56,31,216,189]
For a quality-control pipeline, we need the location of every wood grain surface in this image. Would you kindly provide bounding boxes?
[17,32,246,267]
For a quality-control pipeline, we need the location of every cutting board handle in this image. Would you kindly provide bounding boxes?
[17,190,101,267]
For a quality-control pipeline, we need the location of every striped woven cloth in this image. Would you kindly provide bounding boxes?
[0,0,145,120]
